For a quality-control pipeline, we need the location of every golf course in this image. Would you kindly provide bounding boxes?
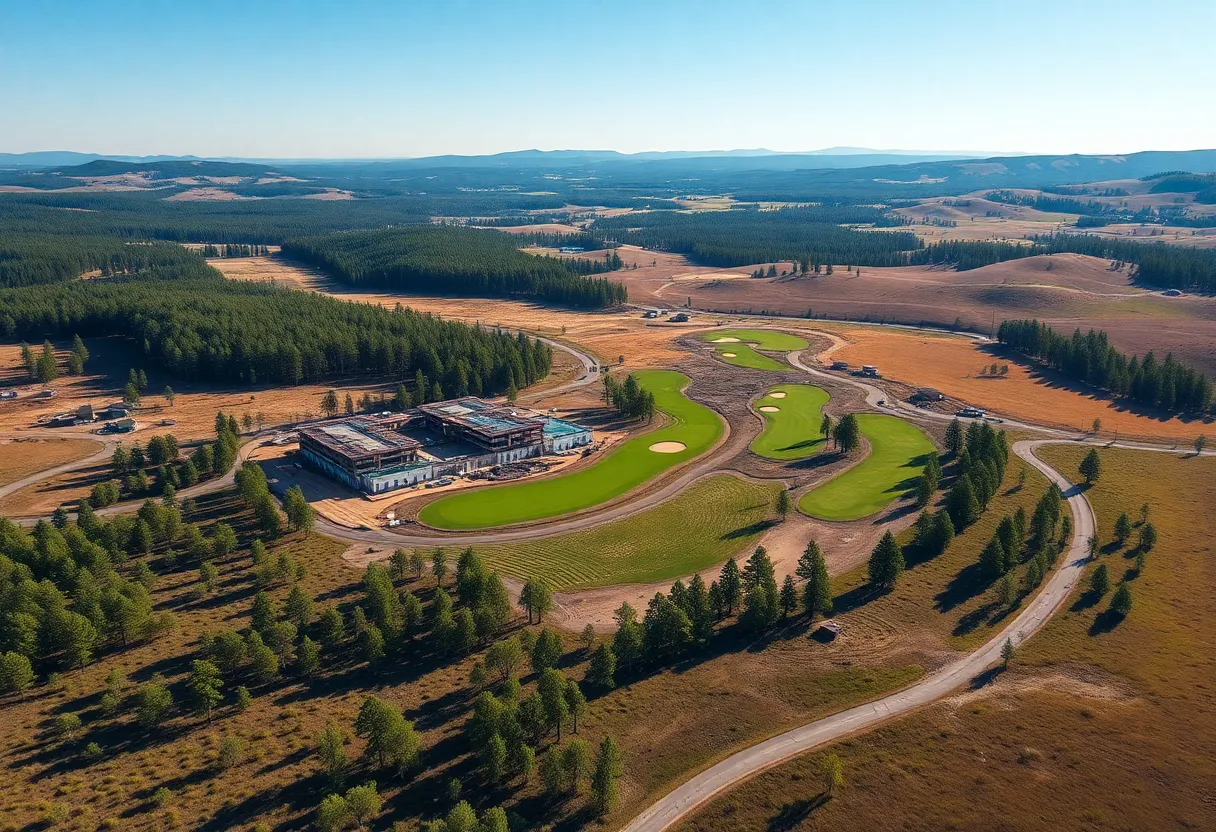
[418,369,723,530]
[702,328,808,371]
[749,384,830,460]
[797,413,934,521]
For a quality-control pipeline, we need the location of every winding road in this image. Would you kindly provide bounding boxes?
[4,320,1209,832]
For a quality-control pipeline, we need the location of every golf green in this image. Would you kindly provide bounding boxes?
[418,369,723,529]
[701,328,808,371]
[798,414,934,521]
[749,384,830,460]
[702,329,810,351]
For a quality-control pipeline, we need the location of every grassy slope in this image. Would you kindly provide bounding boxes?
[798,414,934,521]
[474,474,779,589]
[679,446,1216,832]
[418,369,723,529]
[749,384,829,461]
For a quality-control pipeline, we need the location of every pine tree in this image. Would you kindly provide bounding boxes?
[1079,448,1102,484]
[867,532,905,590]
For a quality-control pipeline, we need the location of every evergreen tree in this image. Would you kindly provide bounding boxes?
[867,531,905,590]
[1079,448,1102,484]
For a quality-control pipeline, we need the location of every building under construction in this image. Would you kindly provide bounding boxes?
[298,397,592,495]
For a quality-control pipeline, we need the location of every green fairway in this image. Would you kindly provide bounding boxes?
[798,414,934,521]
[474,475,780,589]
[418,369,723,529]
[701,328,810,351]
[749,384,830,460]
[712,343,786,370]
[701,328,807,371]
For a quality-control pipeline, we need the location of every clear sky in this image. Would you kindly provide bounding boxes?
[3,0,1214,159]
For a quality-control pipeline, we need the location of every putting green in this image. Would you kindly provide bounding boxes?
[749,384,830,460]
[798,414,934,521]
[702,328,808,371]
[418,369,723,529]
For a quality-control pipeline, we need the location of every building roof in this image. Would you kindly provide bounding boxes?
[300,416,420,459]
[418,397,544,438]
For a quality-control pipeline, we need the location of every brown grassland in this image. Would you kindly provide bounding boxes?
[0,437,102,488]
[679,445,1216,832]
[823,327,1213,441]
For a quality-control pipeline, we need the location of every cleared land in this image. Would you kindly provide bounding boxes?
[683,445,1216,832]
[825,327,1213,441]
[798,414,933,521]
[0,436,101,487]
[749,384,829,460]
[646,253,1216,378]
[418,369,723,529]
[473,474,779,590]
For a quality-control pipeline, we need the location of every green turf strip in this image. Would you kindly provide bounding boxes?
[474,475,779,589]
[418,369,723,529]
[700,328,809,351]
[797,414,934,521]
[749,384,830,460]
[712,343,786,370]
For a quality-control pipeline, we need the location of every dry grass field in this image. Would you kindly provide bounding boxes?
[0,436,102,487]
[680,445,1216,832]
[823,328,1212,441]
[643,253,1216,377]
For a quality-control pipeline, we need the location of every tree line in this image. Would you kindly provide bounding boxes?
[0,266,551,392]
[281,226,627,308]
[0,234,207,288]
[998,319,1213,413]
[588,206,922,268]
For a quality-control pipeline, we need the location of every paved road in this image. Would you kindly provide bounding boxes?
[621,437,1095,832]
[0,431,117,502]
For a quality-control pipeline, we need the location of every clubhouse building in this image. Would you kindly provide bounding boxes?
[298,397,592,495]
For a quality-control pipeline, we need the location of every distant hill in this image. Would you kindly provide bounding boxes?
[51,159,281,178]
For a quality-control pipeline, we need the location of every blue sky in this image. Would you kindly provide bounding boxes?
[2,0,1214,158]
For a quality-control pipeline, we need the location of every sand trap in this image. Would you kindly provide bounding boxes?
[649,441,687,453]
[721,352,737,358]
[712,337,741,343]
[759,406,781,413]
[767,391,787,399]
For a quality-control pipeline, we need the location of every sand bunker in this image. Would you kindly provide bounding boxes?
[649,441,687,453]
[767,391,787,399]
[759,406,781,413]
[721,352,737,358]
[712,337,741,343]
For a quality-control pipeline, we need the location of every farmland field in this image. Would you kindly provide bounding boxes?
[474,474,779,589]
[749,384,830,460]
[418,369,723,529]
[798,414,934,520]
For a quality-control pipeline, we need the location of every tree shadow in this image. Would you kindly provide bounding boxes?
[934,562,987,613]
[1069,588,1104,612]
[952,599,1001,637]
[719,518,779,541]
[766,792,830,831]
[1088,609,1124,636]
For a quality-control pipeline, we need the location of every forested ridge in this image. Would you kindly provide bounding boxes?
[589,206,920,267]
[0,235,206,288]
[998,319,1213,414]
[0,263,552,392]
[282,226,626,308]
